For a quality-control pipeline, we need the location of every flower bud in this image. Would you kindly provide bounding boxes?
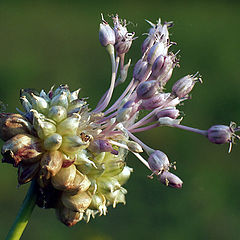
[172,74,201,98]
[115,35,133,55]
[97,177,121,193]
[69,88,81,102]
[88,139,114,154]
[48,105,67,123]
[207,125,232,144]
[44,133,62,151]
[71,170,91,193]
[114,166,133,185]
[158,117,182,126]
[148,150,170,174]
[147,42,167,65]
[133,59,150,82]
[89,193,107,216]
[31,93,49,114]
[77,162,104,178]
[61,135,90,154]
[1,134,43,166]
[116,107,132,123]
[51,164,76,191]
[50,91,69,109]
[105,188,127,208]
[56,205,83,227]
[156,107,180,119]
[0,113,32,141]
[136,80,158,100]
[18,162,40,185]
[141,36,154,54]
[53,84,70,98]
[127,141,143,153]
[102,161,125,177]
[20,96,32,112]
[61,191,92,212]
[56,113,81,136]
[40,150,63,178]
[159,171,183,188]
[99,22,115,47]
[34,118,56,140]
[151,55,165,78]
[141,93,169,110]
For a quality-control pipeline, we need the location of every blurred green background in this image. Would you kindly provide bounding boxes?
[0,0,240,239]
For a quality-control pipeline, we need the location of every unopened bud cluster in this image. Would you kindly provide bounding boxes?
[1,14,239,227]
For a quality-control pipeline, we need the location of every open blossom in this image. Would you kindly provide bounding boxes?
[1,14,239,227]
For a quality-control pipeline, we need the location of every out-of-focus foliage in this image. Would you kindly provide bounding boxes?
[0,1,240,240]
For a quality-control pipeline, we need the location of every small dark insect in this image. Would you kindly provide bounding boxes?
[80,132,91,142]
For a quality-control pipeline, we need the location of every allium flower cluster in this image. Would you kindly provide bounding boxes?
[1,14,239,227]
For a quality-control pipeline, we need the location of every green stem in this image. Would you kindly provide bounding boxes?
[6,180,37,240]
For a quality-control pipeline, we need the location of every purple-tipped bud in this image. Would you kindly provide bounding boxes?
[88,139,117,155]
[148,150,170,174]
[141,36,154,54]
[151,55,165,78]
[133,59,150,82]
[156,107,180,119]
[99,22,116,47]
[147,42,168,65]
[136,80,158,100]
[159,171,183,188]
[141,93,170,110]
[115,33,134,55]
[207,125,232,144]
[172,74,201,98]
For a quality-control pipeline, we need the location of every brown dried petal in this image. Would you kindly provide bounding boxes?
[18,162,40,185]
[51,164,76,191]
[61,191,92,212]
[56,204,83,227]
[40,151,63,177]
[1,134,43,166]
[0,113,32,141]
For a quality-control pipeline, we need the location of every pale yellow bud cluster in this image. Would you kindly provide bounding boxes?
[1,85,133,226]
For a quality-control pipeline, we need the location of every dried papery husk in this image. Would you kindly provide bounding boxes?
[0,113,32,141]
[18,162,40,185]
[40,150,63,177]
[1,134,43,166]
[61,191,92,212]
[70,170,91,193]
[56,203,84,227]
[51,164,76,191]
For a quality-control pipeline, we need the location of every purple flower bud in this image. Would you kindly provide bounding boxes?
[148,150,170,174]
[99,22,116,47]
[159,171,183,188]
[140,93,169,110]
[147,42,168,65]
[172,74,201,98]
[115,32,134,55]
[88,139,117,155]
[156,107,180,119]
[136,80,158,100]
[151,55,165,78]
[133,59,150,82]
[141,36,154,54]
[207,125,232,144]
